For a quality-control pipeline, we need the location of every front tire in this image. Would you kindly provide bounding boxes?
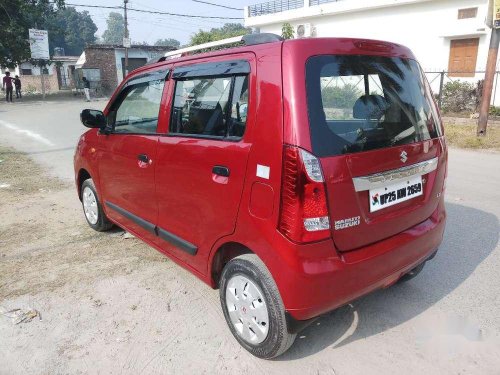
[219,254,296,359]
[81,178,113,232]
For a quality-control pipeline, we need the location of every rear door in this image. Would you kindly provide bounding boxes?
[154,57,254,272]
[304,54,446,251]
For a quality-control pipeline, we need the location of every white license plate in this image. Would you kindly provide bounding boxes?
[369,175,423,212]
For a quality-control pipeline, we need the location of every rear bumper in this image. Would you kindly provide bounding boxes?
[276,200,446,321]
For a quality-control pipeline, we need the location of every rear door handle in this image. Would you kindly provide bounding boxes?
[212,166,230,177]
[137,154,150,163]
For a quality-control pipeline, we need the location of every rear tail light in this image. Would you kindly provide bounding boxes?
[441,138,447,193]
[278,146,330,243]
[443,158,448,193]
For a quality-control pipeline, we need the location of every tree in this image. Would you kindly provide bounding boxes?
[321,84,362,109]
[47,7,97,56]
[154,38,181,48]
[190,23,250,46]
[102,12,125,45]
[281,23,294,40]
[0,0,65,68]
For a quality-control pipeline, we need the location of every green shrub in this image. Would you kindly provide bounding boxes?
[489,105,500,116]
[321,84,362,109]
[441,81,478,113]
[281,23,294,40]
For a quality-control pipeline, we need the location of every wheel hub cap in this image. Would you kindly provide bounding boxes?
[225,275,269,344]
[82,186,98,225]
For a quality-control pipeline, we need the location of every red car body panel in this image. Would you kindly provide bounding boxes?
[74,37,447,322]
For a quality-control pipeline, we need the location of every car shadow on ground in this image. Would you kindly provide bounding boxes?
[277,202,499,360]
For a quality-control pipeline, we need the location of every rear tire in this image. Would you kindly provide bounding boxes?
[81,178,113,232]
[398,262,425,283]
[219,254,296,359]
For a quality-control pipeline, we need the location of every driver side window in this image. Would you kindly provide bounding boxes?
[112,78,165,134]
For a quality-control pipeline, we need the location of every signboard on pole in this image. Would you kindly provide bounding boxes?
[29,29,50,59]
[123,37,131,48]
[494,0,500,28]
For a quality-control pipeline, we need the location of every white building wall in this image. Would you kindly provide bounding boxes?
[246,0,500,105]
[253,0,488,71]
[114,49,164,84]
[18,62,55,75]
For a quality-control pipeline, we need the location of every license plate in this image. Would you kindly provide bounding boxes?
[369,175,423,212]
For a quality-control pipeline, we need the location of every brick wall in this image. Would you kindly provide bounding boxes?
[19,74,60,94]
[82,47,117,94]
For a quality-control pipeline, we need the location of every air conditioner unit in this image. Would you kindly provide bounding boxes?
[296,23,314,38]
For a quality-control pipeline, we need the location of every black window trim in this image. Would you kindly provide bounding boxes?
[172,59,250,79]
[168,71,250,142]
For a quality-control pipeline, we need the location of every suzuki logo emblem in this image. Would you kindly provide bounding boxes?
[400,151,408,163]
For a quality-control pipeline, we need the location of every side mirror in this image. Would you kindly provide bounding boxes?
[80,109,106,129]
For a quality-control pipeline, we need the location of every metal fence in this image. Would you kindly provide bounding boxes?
[248,0,349,16]
[248,0,303,17]
[309,0,342,6]
[424,70,500,109]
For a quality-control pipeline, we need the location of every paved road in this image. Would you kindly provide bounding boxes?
[1,99,499,373]
[0,98,105,181]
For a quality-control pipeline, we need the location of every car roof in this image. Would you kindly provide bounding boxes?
[131,37,416,76]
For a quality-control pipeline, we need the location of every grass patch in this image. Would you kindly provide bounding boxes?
[443,122,500,151]
[0,146,66,195]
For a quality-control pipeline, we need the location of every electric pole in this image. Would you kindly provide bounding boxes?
[477,29,500,136]
[124,0,129,78]
[477,0,500,136]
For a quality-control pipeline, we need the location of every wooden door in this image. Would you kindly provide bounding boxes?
[448,38,479,77]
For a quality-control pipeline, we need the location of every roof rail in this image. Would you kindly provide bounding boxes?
[159,33,283,61]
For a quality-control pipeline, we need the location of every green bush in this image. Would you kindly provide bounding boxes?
[489,105,500,116]
[441,81,478,113]
[321,84,362,109]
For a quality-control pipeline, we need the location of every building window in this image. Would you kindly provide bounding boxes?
[21,69,33,75]
[458,7,477,19]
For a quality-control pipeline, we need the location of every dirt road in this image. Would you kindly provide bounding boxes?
[0,126,499,373]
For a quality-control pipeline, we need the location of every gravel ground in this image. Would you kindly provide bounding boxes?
[0,99,499,374]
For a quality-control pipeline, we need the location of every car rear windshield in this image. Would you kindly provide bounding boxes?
[305,55,442,157]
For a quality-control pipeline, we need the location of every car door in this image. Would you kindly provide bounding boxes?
[98,68,169,243]
[154,57,254,273]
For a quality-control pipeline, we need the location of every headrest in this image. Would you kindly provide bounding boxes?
[353,94,388,120]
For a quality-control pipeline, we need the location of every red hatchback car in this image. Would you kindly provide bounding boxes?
[74,34,447,358]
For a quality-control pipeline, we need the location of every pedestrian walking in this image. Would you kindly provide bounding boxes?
[2,71,14,102]
[82,77,91,102]
[14,75,22,99]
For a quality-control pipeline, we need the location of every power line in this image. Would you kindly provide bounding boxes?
[191,0,243,11]
[62,2,243,19]
[127,5,243,19]
[131,1,229,26]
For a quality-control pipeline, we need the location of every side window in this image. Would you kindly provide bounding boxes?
[228,76,249,137]
[112,78,165,134]
[170,74,249,139]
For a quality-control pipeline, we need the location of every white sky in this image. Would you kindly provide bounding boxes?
[79,0,253,45]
